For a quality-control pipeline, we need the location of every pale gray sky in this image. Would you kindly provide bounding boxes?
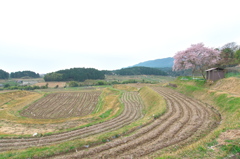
[1,0,240,74]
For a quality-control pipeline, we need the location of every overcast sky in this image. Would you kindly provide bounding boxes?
[1,0,240,74]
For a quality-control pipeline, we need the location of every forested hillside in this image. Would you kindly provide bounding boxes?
[114,66,167,76]
[44,68,105,81]
[10,71,40,78]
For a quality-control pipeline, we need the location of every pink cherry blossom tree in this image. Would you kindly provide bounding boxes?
[173,43,221,79]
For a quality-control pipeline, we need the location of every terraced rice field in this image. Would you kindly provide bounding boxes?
[21,92,101,119]
[0,86,220,158]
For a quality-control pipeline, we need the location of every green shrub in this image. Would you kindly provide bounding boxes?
[97,81,106,85]
[68,81,79,87]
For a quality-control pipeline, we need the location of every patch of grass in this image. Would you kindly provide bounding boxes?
[197,146,207,153]
[214,94,240,113]
[220,143,240,155]
[206,139,218,147]
[99,109,112,118]
[92,91,104,114]
[139,86,166,117]
[225,72,240,78]
[184,84,204,92]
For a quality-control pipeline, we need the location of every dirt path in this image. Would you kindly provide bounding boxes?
[53,87,220,159]
[0,92,144,152]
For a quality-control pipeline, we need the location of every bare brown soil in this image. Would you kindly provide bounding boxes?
[218,129,240,145]
[20,92,101,119]
[0,91,144,152]
[52,87,220,159]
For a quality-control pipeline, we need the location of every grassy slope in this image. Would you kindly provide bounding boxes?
[158,78,240,159]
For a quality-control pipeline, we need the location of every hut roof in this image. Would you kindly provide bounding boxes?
[205,67,224,72]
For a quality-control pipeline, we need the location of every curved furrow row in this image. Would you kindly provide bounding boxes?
[119,87,206,158]
[56,87,219,159]
[123,87,218,158]
[0,92,144,152]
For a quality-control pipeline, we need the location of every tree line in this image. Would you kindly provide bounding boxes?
[113,66,167,76]
[10,71,40,78]
[44,68,105,81]
[0,70,40,79]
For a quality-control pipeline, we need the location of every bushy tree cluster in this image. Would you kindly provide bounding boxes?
[218,42,240,66]
[44,68,105,82]
[68,81,79,87]
[10,71,40,78]
[44,73,63,81]
[0,69,9,79]
[114,67,167,76]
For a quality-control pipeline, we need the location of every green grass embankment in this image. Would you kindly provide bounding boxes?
[139,86,166,119]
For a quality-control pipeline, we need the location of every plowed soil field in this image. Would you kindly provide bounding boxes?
[53,87,220,159]
[20,92,101,119]
[0,87,220,158]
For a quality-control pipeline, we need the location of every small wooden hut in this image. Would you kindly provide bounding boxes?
[205,67,225,81]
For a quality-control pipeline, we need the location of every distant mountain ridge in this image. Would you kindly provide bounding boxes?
[133,57,174,68]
